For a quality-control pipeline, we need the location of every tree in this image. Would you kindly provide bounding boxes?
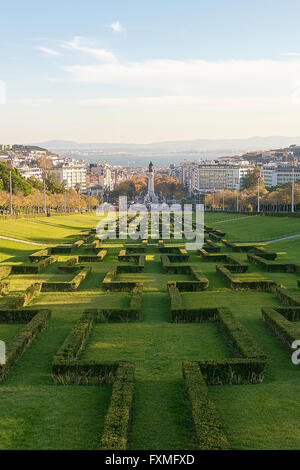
[243,167,265,191]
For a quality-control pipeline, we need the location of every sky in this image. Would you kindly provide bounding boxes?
[1,0,300,144]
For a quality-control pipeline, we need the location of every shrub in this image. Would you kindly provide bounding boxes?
[51,240,84,254]
[216,265,276,291]
[198,358,266,385]
[42,266,91,292]
[78,249,107,263]
[0,309,51,381]
[0,282,9,296]
[247,254,300,273]
[275,287,300,306]
[183,361,230,450]
[10,282,42,309]
[262,307,300,350]
[29,249,50,262]
[11,256,57,274]
[102,268,143,292]
[0,265,12,281]
[218,307,266,360]
[100,363,135,450]
[53,311,95,368]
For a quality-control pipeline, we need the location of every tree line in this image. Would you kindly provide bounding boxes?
[204,167,300,211]
[0,163,99,213]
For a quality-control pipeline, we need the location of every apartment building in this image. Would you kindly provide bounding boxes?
[262,165,300,186]
[52,167,87,191]
[179,161,253,194]
[18,167,43,181]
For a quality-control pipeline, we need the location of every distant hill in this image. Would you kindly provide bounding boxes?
[32,136,300,166]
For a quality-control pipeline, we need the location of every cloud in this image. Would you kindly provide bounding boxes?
[36,46,60,57]
[60,36,117,63]
[65,58,300,101]
[110,21,125,33]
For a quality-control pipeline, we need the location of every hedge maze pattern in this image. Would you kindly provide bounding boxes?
[0,223,299,450]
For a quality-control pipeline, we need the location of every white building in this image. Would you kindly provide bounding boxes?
[180,161,254,194]
[52,167,87,191]
[262,166,300,187]
[17,167,43,181]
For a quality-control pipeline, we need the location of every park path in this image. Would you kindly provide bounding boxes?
[0,235,50,246]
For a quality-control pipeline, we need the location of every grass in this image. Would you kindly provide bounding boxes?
[0,213,299,449]
[204,212,300,241]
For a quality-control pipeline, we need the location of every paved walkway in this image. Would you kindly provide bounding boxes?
[0,235,49,246]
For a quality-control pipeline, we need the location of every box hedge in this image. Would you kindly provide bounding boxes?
[78,249,107,263]
[262,306,300,350]
[0,309,51,381]
[183,361,230,450]
[42,266,91,292]
[0,265,12,280]
[0,282,9,296]
[216,265,276,291]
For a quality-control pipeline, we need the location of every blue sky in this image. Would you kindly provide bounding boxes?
[1,0,300,143]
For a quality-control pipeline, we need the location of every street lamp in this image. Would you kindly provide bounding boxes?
[222,170,225,211]
[7,161,13,215]
[292,167,295,213]
[75,183,81,212]
[62,180,67,213]
[42,171,47,214]
[257,173,260,213]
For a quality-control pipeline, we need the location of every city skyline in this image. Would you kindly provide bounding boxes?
[2,1,300,143]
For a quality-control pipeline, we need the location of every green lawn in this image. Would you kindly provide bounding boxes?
[0,214,299,449]
[204,212,300,241]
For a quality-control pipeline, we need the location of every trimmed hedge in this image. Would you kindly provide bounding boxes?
[58,257,79,272]
[216,265,276,291]
[218,307,266,360]
[0,265,12,280]
[262,306,300,350]
[198,358,266,385]
[10,256,57,274]
[253,246,277,260]
[78,249,108,263]
[117,255,145,273]
[275,286,300,306]
[87,285,144,323]
[125,246,146,254]
[10,282,42,310]
[42,266,91,292]
[198,249,228,261]
[0,309,51,381]
[51,307,135,449]
[183,361,229,450]
[51,239,84,254]
[169,285,218,322]
[166,263,209,291]
[0,309,40,323]
[248,254,300,273]
[53,311,94,367]
[0,282,9,296]
[100,363,135,450]
[29,249,50,262]
[102,268,143,292]
[203,239,221,253]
